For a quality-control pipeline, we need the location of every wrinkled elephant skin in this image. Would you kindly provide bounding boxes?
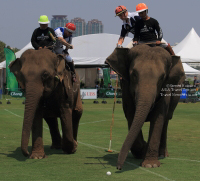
[105,44,185,169]
[9,49,83,159]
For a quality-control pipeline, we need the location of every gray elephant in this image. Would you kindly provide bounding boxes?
[9,48,83,159]
[105,44,185,169]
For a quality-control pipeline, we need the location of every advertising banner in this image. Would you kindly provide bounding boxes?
[4,48,18,92]
[9,91,24,97]
[103,68,110,87]
[80,89,97,99]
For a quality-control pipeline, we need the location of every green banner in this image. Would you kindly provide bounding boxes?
[4,48,18,92]
[103,68,110,87]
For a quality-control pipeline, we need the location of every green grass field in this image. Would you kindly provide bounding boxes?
[0,98,200,181]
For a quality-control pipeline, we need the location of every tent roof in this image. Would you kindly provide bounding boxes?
[1,32,200,74]
[15,42,33,58]
[182,63,200,74]
[69,33,132,67]
[0,61,6,69]
[173,28,200,62]
[12,33,132,67]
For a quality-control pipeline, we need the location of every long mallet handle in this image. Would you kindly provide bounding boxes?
[110,74,118,141]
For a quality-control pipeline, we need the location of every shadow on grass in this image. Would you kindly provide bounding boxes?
[85,152,143,173]
[1,145,64,161]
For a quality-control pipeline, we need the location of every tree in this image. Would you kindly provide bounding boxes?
[0,41,6,63]
[0,41,20,63]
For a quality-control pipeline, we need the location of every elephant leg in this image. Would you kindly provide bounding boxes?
[60,107,76,154]
[130,129,147,159]
[72,90,83,142]
[30,108,46,159]
[141,105,166,168]
[159,119,169,158]
[159,92,180,158]
[44,117,62,149]
[72,109,82,141]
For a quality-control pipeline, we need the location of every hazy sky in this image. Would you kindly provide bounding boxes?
[0,0,200,49]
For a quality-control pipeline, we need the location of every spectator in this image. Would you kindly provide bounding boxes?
[108,83,113,91]
[193,76,200,87]
[95,81,100,89]
[100,78,104,88]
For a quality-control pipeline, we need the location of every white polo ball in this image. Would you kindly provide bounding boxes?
[106,171,111,176]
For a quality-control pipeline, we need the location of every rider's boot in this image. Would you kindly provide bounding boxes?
[68,61,76,82]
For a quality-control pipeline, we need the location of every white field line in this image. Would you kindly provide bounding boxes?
[3,109,200,170]
[4,109,23,118]
[77,141,175,181]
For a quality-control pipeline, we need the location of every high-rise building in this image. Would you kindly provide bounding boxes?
[86,19,103,35]
[51,15,68,30]
[50,15,104,36]
[70,17,86,37]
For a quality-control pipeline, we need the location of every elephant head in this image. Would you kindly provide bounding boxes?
[9,48,67,157]
[106,44,185,169]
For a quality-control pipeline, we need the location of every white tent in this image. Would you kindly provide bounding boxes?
[15,42,33,58]
[182,63,200,74]
[70,33,132,67]
[4,33,132,67]
[173,28,200,62]
[0,42,33,70]
[1,33,200,75]
[0,61,6,69]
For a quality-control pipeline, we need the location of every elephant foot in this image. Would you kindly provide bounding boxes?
[62,140,78,154]
[30,151,47,159]
[141,159,161,168]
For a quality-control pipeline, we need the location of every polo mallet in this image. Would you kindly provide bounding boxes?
[105,74,118,153]
[49,31,73,49]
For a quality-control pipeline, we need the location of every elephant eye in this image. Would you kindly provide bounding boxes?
[42,71,50,80]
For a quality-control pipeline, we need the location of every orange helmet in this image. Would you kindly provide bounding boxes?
[115,5,127,16]
[65,23,76,33]
[136,3,148,13]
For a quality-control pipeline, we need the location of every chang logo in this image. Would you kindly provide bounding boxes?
[10,92,23,97]
[106,91,117,96]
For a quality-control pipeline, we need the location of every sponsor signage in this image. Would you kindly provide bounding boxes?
[10,91,24,97]
[105,90,117,98]
[80,89,97,99]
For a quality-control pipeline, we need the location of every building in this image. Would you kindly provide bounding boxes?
[86,19,103,35]
[50,15,68,30]
[50,15,104,36]
[70,17,86,37]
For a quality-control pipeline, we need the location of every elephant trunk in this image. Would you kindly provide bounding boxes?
[21,83,43,157]
[117,87,156,169]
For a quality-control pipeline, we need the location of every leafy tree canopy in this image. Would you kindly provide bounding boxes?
[0,40,19,63]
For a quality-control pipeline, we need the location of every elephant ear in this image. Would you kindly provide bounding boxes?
[167,56,185,85]
[9,58,25,89]
[105,48,130,81]
[56,54,66,82]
